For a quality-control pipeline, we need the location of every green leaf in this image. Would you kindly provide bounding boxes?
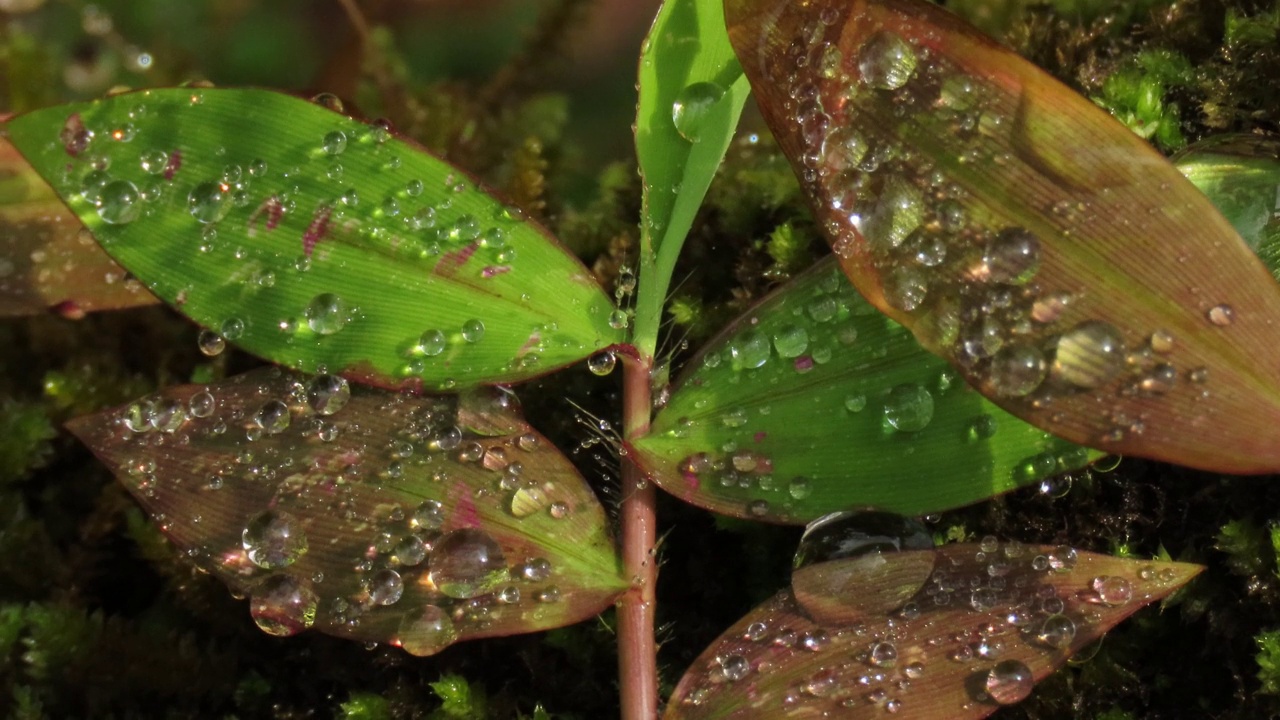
[633,0,752,358]
[0,137,157,316]
[724,0,1280,473]
[66,368,626,654]
[6,88,622,390]
[666,533,1203,718]
[1176,135,1280,279]
[630,257,1095,522]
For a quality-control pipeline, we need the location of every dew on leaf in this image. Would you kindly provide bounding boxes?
[188,390,215,418]
[857,31,917,91]
[519,557,552,582]
[983,659,1034,705]
[368,569,404,606]
[883,383,934,432]
[188,181,232,224]
[397,605,457,656]
[987,344,1047,397]
[718,654,750,682]
[729,329,771,369]
[95,179,141,224]
[1207,303,1234,326]
[198,329,225,356]
[410,500,444,532]
[148,399,186,433]
[772,324,809,358]
[242,509,308,569]
[417,329,447,357]
[306,374,350,416]
[868,640,898,668]
[250,575,317,637]
[1089,575,1133,605]
[981,228,1041,284]
[391,535,427,567]
[322,130,347,155]
[254,399,290,434]
[429,528,507,599]
[672,81,726,142]
[587,351,617,376]
[305,293,349,335]
[1050,321,1126,389]
[461,319,485,343]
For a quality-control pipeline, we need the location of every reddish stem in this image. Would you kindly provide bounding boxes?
[618,353,658,720]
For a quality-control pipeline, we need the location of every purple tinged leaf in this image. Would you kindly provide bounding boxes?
[67,368,625,654]
[723,0,1280,473]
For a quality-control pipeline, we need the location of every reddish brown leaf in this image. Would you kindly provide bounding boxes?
[723,0,1280,472]
[666,538,1201,718]
[67,368,625,654]
[0,137,157,316]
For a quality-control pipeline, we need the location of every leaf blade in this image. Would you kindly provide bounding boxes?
[724,0,1280,473]
[7,88,622,389]
[630,256,1096,522]
[67,368,625,653]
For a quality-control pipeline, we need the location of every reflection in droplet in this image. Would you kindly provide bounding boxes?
[249,575,317,637]
[983,659,1034,705]
[243,510,308,569]
[672,82,726,142]
[397,605,457,656]
[429,528,507,599]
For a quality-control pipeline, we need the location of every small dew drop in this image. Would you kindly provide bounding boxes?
[983,660,1034,706]
[1207,303,1234,326]
[305,293,349,335]
[306,374,350,416]
[198,329,225,357]
[242,510,307,569]
[322,130,347,155]
[587,351,617,376]
[883,383,934,432]
[461,319,485,343]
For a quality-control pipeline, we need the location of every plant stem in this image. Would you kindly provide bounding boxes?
[618,352,658,720]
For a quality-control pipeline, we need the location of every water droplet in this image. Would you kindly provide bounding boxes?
[883,383,933,432]
[1050,321,1126,389]
[148,399,186,432]
[987,344,1046,397]
[787,476,812,500]
[672,82,726,142]
[861,176,923,251]
[461,319,485,343]
[609,308,630,329]
[1047,545,1077,572]
[969,414,997,440]
[243,510,307,569]
[844,393,867,412]
[1207,303,1234,326]
[1090,575,1133,605]
[95,179,141,224]
[254,399,290,434]
[429,528,507,599]
[198,329,225,356]
[983,659,1033,705]
[588,351,617,376]
[322,130,347,155]
[410,500,444,531]
[510,487,548,518]
[1035,613,1076,649]
[140,149,168,174]
[981,228,1040,284]
[1149,329,1174,353]
[220,317,245,341]
[368,569,404,605]
[397,605,457,656]
[519,557,552,582]
[306,374,350,415]
[188,390,215,418]
[305,293,349,335]
[250,575,317,637]
[188,181,231,224]
[718,654,750,681]
[868,640,898,668]
[729,330,771,370]
[772,324,809,358]
[858,31,917,90]
[391,535,427,566]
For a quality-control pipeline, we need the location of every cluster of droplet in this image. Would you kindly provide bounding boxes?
[113,370,571,654]
[677,510,1179,714]
[659,263,1090,520]
[753,6,1227,445]
[54,89,603,384]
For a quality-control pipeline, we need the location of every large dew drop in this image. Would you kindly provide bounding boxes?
[791,510,934,623]
[671,82,726,142]
[242,510,308,569]
[249,575,317,637]
[306,374,350,416]
[95,179,141,224]
[428,528,507,599]
[729,330,771,370]
[983,659,1034,706]
[883,383,934,432]
[397,605,458,656]
[188,181,232,224]
[1050,321,1126,389]
[305,293,349,335]
[857,31,917,90]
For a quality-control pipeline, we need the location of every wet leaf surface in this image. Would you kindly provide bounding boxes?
[724,0,1280,473]
[67,368,625,654]
[0,137,157,316]
[6,88,622,389]
[635,0,752,347]
[629,256,1095,523]
[666,530,1202,719]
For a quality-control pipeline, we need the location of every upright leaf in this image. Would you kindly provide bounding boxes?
[667,530,1202,718]
[629,257,1094,523]
[724,0,1280,473]
[0,137,157,316]
[634,0,752,357]
[7,89,622,389]
[68,368,625,653]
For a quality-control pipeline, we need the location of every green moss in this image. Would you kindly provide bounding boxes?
[340,691,393,720]
[1216,519,1274,577]
[1094,49,1194,151]
[0,401,54,485]
[429,674,489,719]
[1257,629,1280,694]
